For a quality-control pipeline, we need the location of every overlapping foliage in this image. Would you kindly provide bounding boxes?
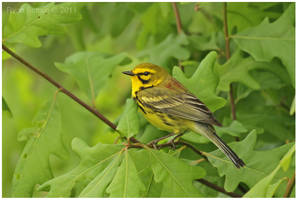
[3,2,295,197]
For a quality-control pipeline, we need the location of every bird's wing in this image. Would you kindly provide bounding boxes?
[137,87,221,126]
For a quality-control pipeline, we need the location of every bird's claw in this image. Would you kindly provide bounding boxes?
[152,143,160,150]
[169,139,176,150]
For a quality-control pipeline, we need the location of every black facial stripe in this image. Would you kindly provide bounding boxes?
[137,75,150,84]
[137,72,151,76]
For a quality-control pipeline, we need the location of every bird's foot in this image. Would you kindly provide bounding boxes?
[148,133,175,148]
[168,133,184,150]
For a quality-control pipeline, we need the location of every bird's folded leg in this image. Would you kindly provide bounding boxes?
[148,133,175,149]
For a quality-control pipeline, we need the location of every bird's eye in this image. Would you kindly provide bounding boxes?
[143,72,150,75]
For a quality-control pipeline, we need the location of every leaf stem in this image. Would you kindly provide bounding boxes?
[2,44,117,131]
[172,2,182,34]
[283,171,295,197]
[196,178,242,197]
[172,2,185,71]
[223,2,237,121]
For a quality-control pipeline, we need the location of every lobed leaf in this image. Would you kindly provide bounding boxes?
[147,148,206,197]
[3,3,82,47]
[173,51,226,112]
[244,144,295,197]
[138,33,190,68]
[232,4,295,86]
[106,150,146,197]
[55,52,129,102]
[11,98,68,197]
[39,138,124,197]
[207,130,294,192]
[117,98,140,138]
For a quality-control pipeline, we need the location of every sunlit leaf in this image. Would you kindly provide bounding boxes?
[117,98,140,138]
[38,138,124,197]
[106,150,146,197]
[147,148,206,197]
[173,51,226,112]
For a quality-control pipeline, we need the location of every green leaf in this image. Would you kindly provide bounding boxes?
[137,124,167,144]
[215,120,248,137]
[138,33,190,68]
[207,130,294,192]
[280,143,295,171]
[128,149,156,197]
[244,144,295,197]
[117,98,140,138]
[266,177,287,198]
[289,95,295,115]
[236,91,295,141]
[39,138,124,197]
[55,52,129,102]
[227,2,278,32]
[232,4,295,85]
[216,51,287,92]
[173,51,226,112]
[109,4,134,38]
[136,3,175,49]
[146,148,206,197]
[12,98,68,197]
[2,97,12,116]
[3,3,82,48]
[79,153,122,197]
[188,34,219,52]
[106,150,146,197]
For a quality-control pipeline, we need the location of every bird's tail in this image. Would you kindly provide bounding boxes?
[191,122,245,168]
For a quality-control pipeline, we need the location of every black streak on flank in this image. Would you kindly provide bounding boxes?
[134,95,147,114]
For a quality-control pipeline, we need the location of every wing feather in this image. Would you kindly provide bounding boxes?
[137,87,221,126]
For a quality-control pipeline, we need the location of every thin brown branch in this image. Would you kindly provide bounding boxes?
[172,2,182,34]
[172,2,185,71]
[196,178,242,197]
[223,3,230,60]
[283,172,295,197]
[2,44,117,131]
[223,2,237,121]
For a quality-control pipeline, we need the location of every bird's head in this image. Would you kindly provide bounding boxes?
[122,63,169,95]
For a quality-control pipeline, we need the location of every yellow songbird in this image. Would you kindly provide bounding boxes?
[123,63,245,168]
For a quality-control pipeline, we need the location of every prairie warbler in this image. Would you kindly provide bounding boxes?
[123,63,245,168]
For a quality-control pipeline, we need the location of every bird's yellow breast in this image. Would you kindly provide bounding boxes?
[137,102,188,134]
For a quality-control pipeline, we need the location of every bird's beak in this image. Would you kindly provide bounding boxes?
[122,70,135,76]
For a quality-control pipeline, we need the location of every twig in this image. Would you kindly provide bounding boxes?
[172,2,182,34]
[223,3,236,121]
[172,2,185,71]
[2,44,117,131]
[223,3,230,60]
[283,172,295,197]
[196,178,242,197]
